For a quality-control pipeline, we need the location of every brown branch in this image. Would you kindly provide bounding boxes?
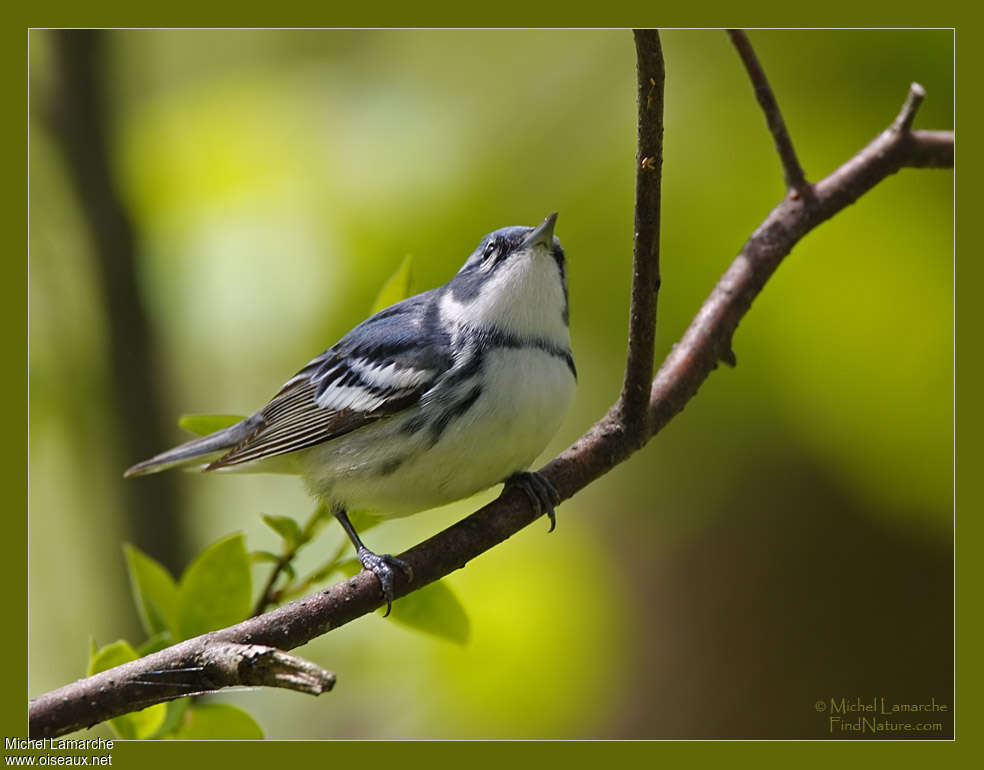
[645,85,952,436]
[727,29,810,195]
[892,82,925,132]
[30,642,333,737]
[28,43,953,739]
[618,29,664,442]
[905,130,955,167]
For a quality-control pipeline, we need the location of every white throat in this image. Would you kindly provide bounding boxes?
[440,248,570,347]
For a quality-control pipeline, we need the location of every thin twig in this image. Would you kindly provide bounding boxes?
[273,539,351,605]
[647,84,950,434]
[28,46,953,740]
[252,553,293,617]
[727,29,810,195]
[892,82,926,133]
[618,29,665,443]
[252,505,330,617]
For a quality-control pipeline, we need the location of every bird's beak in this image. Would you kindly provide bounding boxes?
[523,212,558,249]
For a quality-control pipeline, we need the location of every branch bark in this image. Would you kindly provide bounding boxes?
[646,86,952,436]
[29,31,953,739]
[30,642,333,737]
[617,29,665,441]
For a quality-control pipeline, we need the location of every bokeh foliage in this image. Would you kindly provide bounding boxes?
[28,30,953,738]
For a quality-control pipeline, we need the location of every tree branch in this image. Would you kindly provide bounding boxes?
[645,84,952,436]
[727,29,810,195]
[29,37,953,739]
[618,29,665,442]
[30,642,334,738]
[892,81,925,132]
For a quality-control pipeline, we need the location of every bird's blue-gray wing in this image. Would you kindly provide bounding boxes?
[206,293,451,470]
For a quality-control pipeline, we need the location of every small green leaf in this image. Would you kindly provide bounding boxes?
[177,534,252,640]
[87,639,138,677]
[370,254,413,314]
[127,709,168,740]
[123,543,180,638]
[261,514,306,549]
[136,632,173,657]
[250,550,281,565]
[148,698,191,740]
[307,558,343,585]
[169,703,264,740]
[338,558,362,578]
[178,414,245,436]
[88,640,167,738]
[388,579,471,645]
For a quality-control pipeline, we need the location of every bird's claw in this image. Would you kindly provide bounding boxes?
[505,471,561,532]
[357,547,413,616]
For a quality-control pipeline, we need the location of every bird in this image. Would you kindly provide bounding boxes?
[125,212,576,614]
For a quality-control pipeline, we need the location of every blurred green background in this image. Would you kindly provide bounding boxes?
[28,29,953,739]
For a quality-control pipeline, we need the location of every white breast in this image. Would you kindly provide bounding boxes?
[301,345,575,517]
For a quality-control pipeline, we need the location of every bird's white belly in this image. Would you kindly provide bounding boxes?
[299,346,575,517]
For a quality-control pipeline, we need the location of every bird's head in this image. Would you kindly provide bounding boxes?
[441,213,569,346]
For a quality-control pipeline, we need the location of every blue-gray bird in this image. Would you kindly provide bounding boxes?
[125,213,575,613]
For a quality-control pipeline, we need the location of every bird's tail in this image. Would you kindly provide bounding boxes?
[123,418,257,478]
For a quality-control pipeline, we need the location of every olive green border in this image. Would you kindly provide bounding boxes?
[6,4,972,768]
[6,17,28,746]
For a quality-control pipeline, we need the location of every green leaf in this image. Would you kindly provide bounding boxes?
[387,579,471,645]
[88,639,139,677]
[261,514,305,549]
[337,558,362,578]
[178,414,245,436]
[176,534,252,640]
[169,703,264,740]
[250,550,281,565]
[148,698,191,740]
[123,543,180,638]
[88,640,167,739]
[370,254,413,314]
[136,632,173,657]
[306,558,343,585]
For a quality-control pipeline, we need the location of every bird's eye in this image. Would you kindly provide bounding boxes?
[481,240,497,262]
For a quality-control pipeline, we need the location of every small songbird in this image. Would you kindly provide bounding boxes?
[125,213,576,613]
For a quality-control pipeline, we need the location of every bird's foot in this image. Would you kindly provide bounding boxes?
[357,547,413,616]
[505,471,560,532]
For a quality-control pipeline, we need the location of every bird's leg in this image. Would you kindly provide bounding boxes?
[334,509,413,616]
[504,471,561,532]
